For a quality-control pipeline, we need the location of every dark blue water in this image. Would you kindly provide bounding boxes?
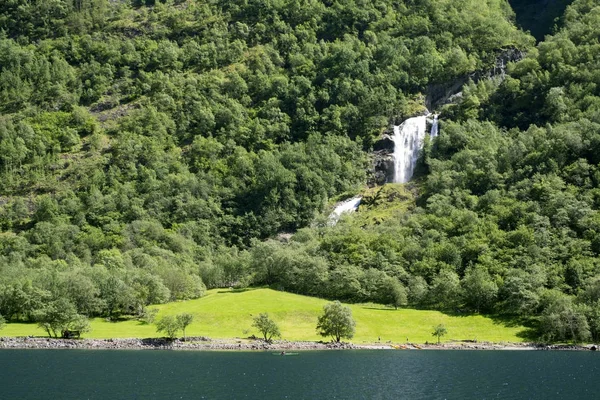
[0,349,598,399]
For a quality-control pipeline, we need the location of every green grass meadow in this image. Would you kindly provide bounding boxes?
[2,288,527,344]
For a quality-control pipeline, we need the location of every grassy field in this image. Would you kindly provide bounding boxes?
[2,288,528,343]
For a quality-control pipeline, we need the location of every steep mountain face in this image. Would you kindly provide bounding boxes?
[2,0,599,343]
[508,0,575,40]
[0,1,533,324]
[328,0,600,342]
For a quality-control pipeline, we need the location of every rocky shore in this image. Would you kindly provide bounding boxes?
[0,336,597,351]
[0,336,356,351]
[416,341,597,351]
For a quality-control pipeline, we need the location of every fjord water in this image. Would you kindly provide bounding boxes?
[1,350,598,399]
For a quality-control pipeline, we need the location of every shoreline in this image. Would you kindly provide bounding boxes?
[1,337,597,351]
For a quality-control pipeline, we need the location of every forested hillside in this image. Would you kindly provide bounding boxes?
[1,0,598,342]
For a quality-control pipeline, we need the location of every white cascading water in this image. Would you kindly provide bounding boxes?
[392,115,428,183]
[328,197,362,225]
[392,114,440,183]
[328,114,438,222]
[430,114,439,139]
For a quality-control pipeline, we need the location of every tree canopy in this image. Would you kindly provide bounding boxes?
[316,301,356,342]
[0,0,598,342]
[432,324,448,344]
[252,312,281,342]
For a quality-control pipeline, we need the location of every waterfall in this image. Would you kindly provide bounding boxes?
[392,115,428,183]
[392,114,440,183]
[328,197,362,225]
[430,114,439,139]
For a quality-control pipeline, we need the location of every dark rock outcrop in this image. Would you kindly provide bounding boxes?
[371,153,394,186]
[373,134,394,153]
[371,134,395,186]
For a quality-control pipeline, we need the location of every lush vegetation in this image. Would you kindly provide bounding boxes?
[0,0,599,343]
[0,0,530,325]
[2,288,527,343]
[237,0,600,343]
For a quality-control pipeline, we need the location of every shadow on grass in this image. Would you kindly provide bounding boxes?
[437,310,540,341]
[438,309,478,318]
[489,314,539,341]
[217,287,256,294]
[361,306,399,312]
[105,316,136,322]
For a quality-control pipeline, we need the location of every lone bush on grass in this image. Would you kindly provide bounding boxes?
[252,313,281,342]
[432,324,448,344]
[156,315,181,340]
[177,313,194,341]
[156,313,195,340]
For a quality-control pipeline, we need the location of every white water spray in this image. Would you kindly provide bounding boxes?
[328,197,362,225]
[392,114,440,183]
[430,114,439,139]
[392,115,428,183]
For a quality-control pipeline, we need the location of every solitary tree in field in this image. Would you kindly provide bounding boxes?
[316,301,356,342]
[432,324,448,344]
[252,313,281,342]
[176,313,194,341]
[33,298,91,338]
[156,315,181,340]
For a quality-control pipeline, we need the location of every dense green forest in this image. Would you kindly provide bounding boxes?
[0,0,598,342]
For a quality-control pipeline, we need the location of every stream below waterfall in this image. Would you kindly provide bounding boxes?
[328,113,439,223]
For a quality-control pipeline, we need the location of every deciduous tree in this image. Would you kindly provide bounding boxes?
[33,298,90,338]
[316,301,355,342]
[155,315,180,340]
[432,324,447,344]
[252,313,281,342]
[462,266,498,313]
[176,313,194,341]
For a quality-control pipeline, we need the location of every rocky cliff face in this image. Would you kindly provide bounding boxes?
[371,135,395,186]
[371,46,525,185]
[425,47,524,111]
